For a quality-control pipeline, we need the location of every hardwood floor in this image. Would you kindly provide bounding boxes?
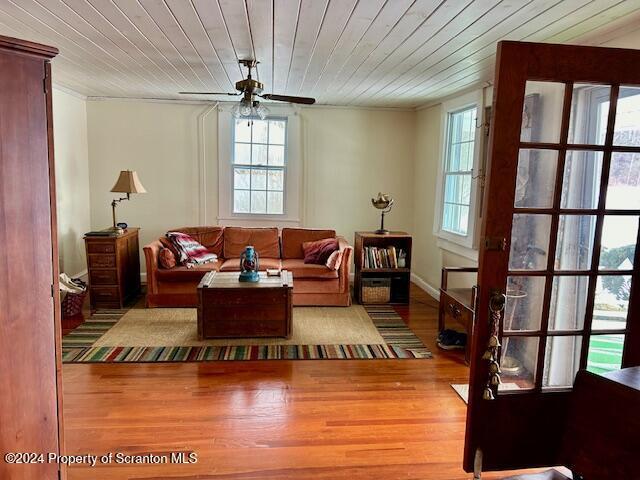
[62,285,552,479]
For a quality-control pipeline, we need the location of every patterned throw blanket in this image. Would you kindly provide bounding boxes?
[166,232,217,267]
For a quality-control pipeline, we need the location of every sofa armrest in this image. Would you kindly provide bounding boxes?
[143,240,163,295]
[336,236,353,292]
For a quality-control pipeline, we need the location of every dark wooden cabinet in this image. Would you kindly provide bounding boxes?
[354,231,412,305]
[0,35,63,480]
[85,228,141,310]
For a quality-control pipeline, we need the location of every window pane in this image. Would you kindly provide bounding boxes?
[252,120,268,143]
[599,216,637,270]
[606,152,640,209]
[514,149,558,208]
[509,214,551,271]
[504,276,545,332]
[560,150,603,209]
[234,190,250,213]
[567,84,610,145]
[442,203,468,236]
[269,120,286,144]
[521,81,565,144]
[267,191,283,214]
[555,215,596,271]
[613,86,640,147]
[267,170,284,191]
[459,142,473,171]
[251,169,266,190]
[593,275,631,331]
[444,174,471,206]
[268,145,285,166]
[233,168,250,189]
[500,336,539,390]
[543,336,583,388]
[234,143,251,165]
[235,119,252,142]
[587,334,624,375]
[461,108,476,141]
[448,143,461,171]
[252,144,267,166]
[250,190,266,214]
[548,275,589,331]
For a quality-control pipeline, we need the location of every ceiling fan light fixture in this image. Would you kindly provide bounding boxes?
[255,102,269,120]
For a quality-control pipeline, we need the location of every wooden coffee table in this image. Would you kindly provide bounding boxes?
[197,271,293,339]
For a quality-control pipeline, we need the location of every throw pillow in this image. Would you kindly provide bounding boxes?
[303,238,338,265]
[325,249,343,270]
[166,232,218,266]
[158,247,176,269]
[159,237,181,261]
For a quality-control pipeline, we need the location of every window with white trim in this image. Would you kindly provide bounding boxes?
[434,90,483,257]
[232,118,287,215]
[442,106,477,235]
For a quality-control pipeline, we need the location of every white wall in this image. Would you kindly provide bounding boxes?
[52,88,91,277]
[86,100,415,273]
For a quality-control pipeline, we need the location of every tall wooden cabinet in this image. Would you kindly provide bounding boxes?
[0,35,63,479]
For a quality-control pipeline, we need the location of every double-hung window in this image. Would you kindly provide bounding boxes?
[434,90,483,257]
[232,118,287,215]
[442,106,477,235]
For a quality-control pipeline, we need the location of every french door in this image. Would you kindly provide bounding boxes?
[464,41,640,474]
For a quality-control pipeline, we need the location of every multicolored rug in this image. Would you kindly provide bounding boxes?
[62,305,431,363]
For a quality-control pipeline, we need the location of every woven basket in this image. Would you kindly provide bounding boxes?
[61,279,88,318]
[361,278,391,304]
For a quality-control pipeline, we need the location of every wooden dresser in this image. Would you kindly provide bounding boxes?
[85,228,141,310]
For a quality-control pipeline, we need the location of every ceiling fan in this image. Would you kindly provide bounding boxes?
[179,59,315,119]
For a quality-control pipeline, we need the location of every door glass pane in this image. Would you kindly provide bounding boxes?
[548,275,589,331]
[500,336,539,389]
[555,215,596,271]
[543,336,583,387]
[587,334,624,375]
[613,86,640,146]
[504,276,545,332]
[509,214,551,270]
[560,150,603,209]
[521,81,565,144]
[606,152,640,209]
[568,84,610,145]
[593,275,631,331]
[514,149,558,208]
[599,216,637,270]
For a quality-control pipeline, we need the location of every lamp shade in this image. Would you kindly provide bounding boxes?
[110,170,147,194]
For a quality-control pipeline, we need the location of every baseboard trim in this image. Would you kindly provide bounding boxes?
[410,273,440,301]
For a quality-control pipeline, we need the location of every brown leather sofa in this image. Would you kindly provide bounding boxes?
[144,226,352,307]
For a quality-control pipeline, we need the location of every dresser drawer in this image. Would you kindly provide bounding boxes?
[442,293,473,328]
[87,242,115,254]
[90,269,118,285]
[90,287,120,303]
[88,254,116,268]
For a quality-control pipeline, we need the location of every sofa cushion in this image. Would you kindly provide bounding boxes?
[303,238,339,265]
[220,257,282,272]
[169,226,224,257]
[223,227,280,258]
[282,259,339,279]
[155,261,222,282]
[281,228,336,259]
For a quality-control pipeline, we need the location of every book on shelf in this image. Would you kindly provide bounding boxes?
[362,246,405,269]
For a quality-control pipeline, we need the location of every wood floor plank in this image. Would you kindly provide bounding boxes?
[62,285,553,479]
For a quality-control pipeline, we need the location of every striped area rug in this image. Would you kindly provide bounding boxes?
[62,305,431,363]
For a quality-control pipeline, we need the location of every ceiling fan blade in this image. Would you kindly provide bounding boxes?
[179,91,240,96]
[260,94,315,105]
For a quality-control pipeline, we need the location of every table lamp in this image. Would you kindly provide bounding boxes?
[371,192,394,234]
[109,170,146,234]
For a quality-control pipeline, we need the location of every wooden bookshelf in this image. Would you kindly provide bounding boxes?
[354,231,412,305]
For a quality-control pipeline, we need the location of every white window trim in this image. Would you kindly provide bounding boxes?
[218,103,302,227]
[433,89,484,259]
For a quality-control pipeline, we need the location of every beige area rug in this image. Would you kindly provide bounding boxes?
[93,305,385,347]
[451,383,520,404]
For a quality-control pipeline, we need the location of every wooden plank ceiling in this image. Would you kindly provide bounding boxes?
[0,0,638,107]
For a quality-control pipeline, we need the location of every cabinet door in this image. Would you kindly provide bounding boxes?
[464,41,640,474]
[0,48,62,479]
